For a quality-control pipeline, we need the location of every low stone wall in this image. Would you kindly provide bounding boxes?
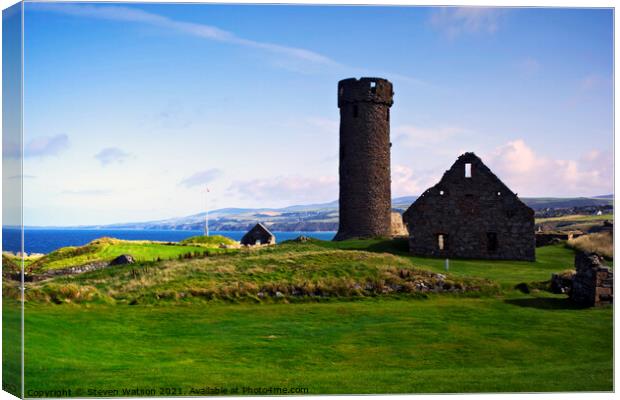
[535,231,583,247]
[571,251,613,307]
[29,261,111,282]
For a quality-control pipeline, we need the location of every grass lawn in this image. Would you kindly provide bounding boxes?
[7,295,612,394]
[535,213,613,224]
[316,239,576,287]
[2,239,613,395]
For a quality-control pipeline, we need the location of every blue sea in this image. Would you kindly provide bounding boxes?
[2,228,336,255]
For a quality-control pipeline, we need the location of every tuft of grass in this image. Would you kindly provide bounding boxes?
[179,234,238,247]
[567,232,613,260]
[2,254,21,275]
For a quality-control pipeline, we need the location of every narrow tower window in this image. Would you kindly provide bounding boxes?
[437,234,446,251]
[370,81,377,93]
[386,108,390,121]
[465,163,472,178]
[353,105,358,118]
[487,232,498,252]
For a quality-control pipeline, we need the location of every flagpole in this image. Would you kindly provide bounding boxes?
[205,186,210,237]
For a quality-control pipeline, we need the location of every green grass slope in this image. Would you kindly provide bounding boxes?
[9,295,611,394]
[180,234,238,246]
[27,237,226,273]
[3,239,611,394]
[24,241,496,305]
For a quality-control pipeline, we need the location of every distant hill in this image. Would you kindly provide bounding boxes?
[61,195,612,232]
[521,197,613,210]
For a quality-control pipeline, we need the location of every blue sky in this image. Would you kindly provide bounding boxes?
[20,3,613,226]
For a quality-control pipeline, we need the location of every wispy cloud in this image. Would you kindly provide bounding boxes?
[33,3,427,85]
[24,134,70,158]
[61,189,113,196]
[180,168,222,188]
[580,73,610,90]
[34,3,338,66]
[393,124,470,149]
[95,147,131,166]
[430,7,503,39]
[228,175,337,205]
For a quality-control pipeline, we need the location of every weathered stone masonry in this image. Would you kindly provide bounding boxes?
[334,77,394,241]
[571,251,613,307]
[403,152,536,261]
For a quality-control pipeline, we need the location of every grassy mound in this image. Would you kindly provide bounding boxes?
[24,241,496,304]
[2,254,21,275]
[27,237,211,273]
[567,232,613,259]
[180,234,238,247]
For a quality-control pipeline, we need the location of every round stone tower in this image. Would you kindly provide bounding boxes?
[334,77,394,241]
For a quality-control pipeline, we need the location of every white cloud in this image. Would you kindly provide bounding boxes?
[228,175,337,205]
[430,7,503,38]
[95,147,131,166]
[485,139,612,197]
[391,164,443,198]
[392,165,420,197]
[180,169,223,188]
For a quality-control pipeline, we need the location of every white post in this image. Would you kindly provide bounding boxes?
[205,186,210,237]
[445,258,449,271]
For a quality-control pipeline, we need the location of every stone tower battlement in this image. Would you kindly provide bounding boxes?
[338,77,394,107]
[334,77,394,241]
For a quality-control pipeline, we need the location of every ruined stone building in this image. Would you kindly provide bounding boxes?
[334,77,394,241]
[571,251,613,307]
[403,153,535,261]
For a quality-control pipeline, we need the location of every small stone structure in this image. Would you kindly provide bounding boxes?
[571,251,613,307]
[403,152,535,261]
[334,77,394,241]
[241,223,276,246]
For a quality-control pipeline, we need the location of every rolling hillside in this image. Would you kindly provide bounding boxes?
[48,195,612,232]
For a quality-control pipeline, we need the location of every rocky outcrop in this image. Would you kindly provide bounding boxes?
[550,270,575,294]
[110,254,135,265]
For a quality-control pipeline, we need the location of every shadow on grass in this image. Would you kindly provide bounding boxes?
[504,297,589,310]
[364,238,410,255]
